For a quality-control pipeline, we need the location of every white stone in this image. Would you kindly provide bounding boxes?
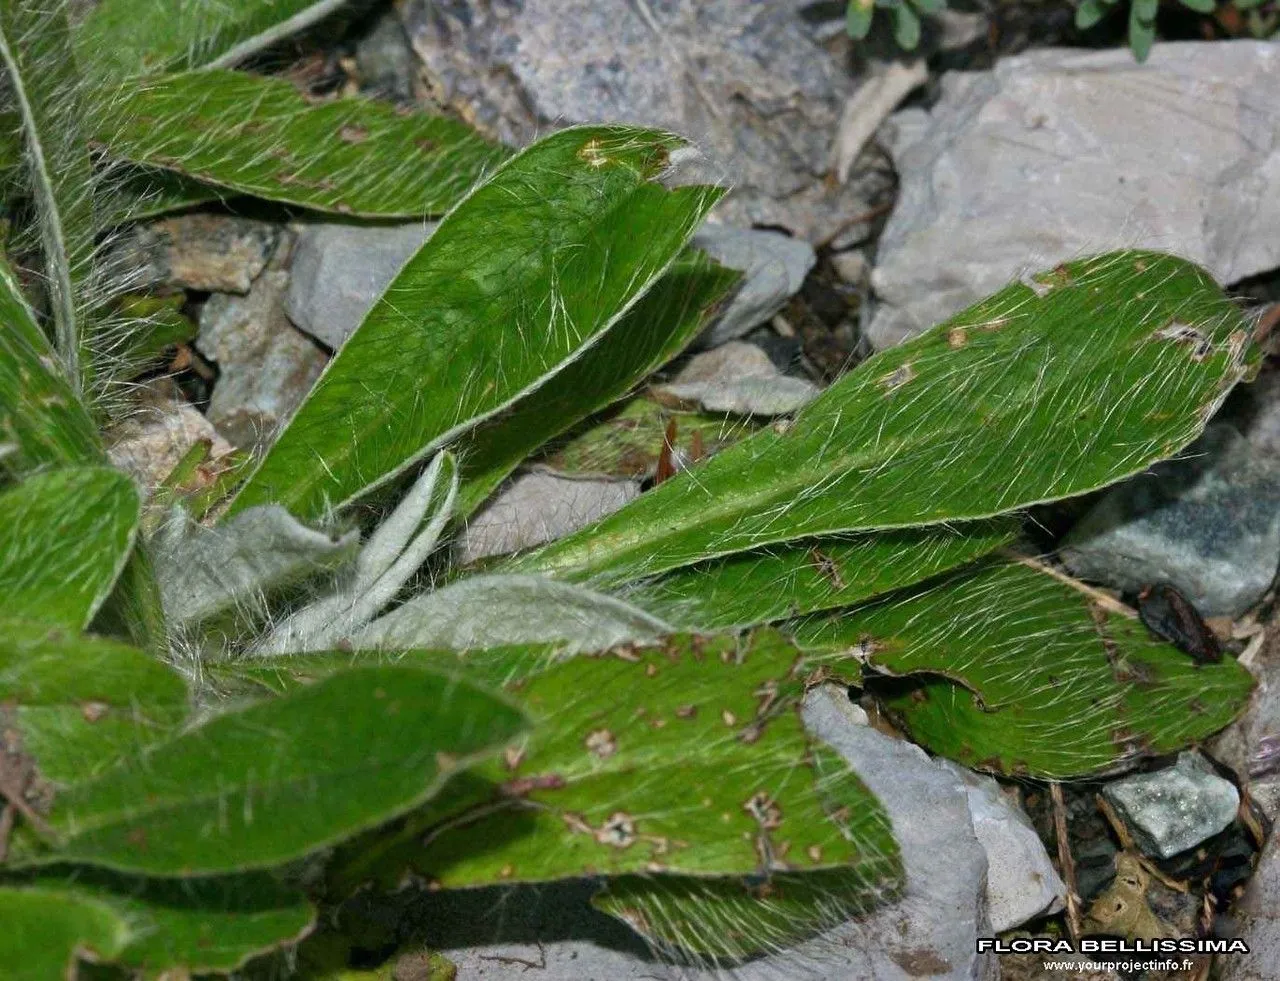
[868,42,1280,349]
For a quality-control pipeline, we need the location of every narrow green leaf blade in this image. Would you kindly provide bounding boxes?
[0,259,102,478]
[96,70,509,219]
[39,870,314,974]
[508,252,1256,586]
[41,665,525,876]
[624,520,1018,630]
[74,0,343,79]
[0,0,96,389]
[454,249,740,517]
[228,126,723,521]
[0,468,140,631]
[794,561,1255,779]
[1177,0,1216,13]
[0,619,188,786]
[0,885,130,981]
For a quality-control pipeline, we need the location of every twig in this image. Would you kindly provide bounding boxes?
[1050,782,1083,942]
[1000,551,1139,619]
[815,201,896,250]
[0,767,57,844]
[478,942,547,972]
[829,59,929,185]
[0,804,13,863]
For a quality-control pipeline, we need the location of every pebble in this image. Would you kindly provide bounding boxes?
[1102,752,1240,860]
[112,214,279,294]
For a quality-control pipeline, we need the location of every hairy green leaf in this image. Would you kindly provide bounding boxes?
[846,0,875,39]
[454,249,740,517]
[1075,0,1111,28]
[623,520,1018,630]
[892,2,922,48]
[794,561,1255,779]
[315,633,900,959]
[0,619,187,786]
[508,252,1256,586]
[0,259,101,479]
[96,70,509,219]
[0,0,96,389]
[74,0,345,79]
[1177,0,1216,12]
[0,468,140,631]
[0,885,130,981]
[229,126,722,521]
[33,665,524,876]
[37,869,314,974]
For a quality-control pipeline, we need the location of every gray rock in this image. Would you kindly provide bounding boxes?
[356,8,417,102]
[653,341,820,416]
[431,684,995,980]
[1211,626,1280,819]
[285,221,435,349]
[199,269,328,452]
[1060,423,1280,617]
[1102,752,1240,859]
[1218,830,1280,981]
[457,472,641,564]
[104,382,236,496]
[867,42,1280,349]
[111,214,279,294]
[690,225,815,346]
[938,759,1066,932]
[401,0,888,241]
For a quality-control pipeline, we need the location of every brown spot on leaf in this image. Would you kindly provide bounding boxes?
[499,864,514,879]
[1152,321,1214,361]
[675,704,697,719]
[79,701,109,723]
[807,844,823,863]
[126,827,148,851]
[744,792,783,829]
[503,745,525,771]
[808,548,846,590]
[502,773,567,797]
[721,709,738,727]
[339,124,369,143]
[645,662,659,678]
[595,812,638,848]
[947,327,967,349]
[585,729,617,759]
[877,363,915,393]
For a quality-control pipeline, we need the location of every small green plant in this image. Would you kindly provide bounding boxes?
[0,0,1263,976]
[1075,0,1214,60]
[845,0,945,50]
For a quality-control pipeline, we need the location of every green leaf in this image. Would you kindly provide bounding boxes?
[33,665,525,876]
[74,0,345,80]
[793,561,1255,779]
[318,633,900,959]
[0,258,102,479]
[1129,0,1159,60]
[1075,0,1111,28]
[454,249,740,517]
[507,252,1257,586]
[228,126,723,522]
[0,0,97,391]
[623,520,1018,630]
[533,397,760,481]
[846,0,876,38]
[0,885,130,981]
[1177,0,1216,12]
[95,70,510,219]
[0,468,140,631]
[911,0,948,15]
[39,869,314,974]
[892,3,922,48]
[0,619,187,786]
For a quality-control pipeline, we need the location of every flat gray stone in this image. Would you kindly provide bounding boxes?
[867,42,1280,349]
[1102,752,1240,860]
[285,221,435,349]
[1060,423,1280,617]
[690,226,815,346]
[457,472,641,564]
[653,341,819,416]
[401,0,887,241]
[938,759,1066,932]
[199,269,328,452]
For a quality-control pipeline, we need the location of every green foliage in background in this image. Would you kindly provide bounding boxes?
[0,0,1264,976]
